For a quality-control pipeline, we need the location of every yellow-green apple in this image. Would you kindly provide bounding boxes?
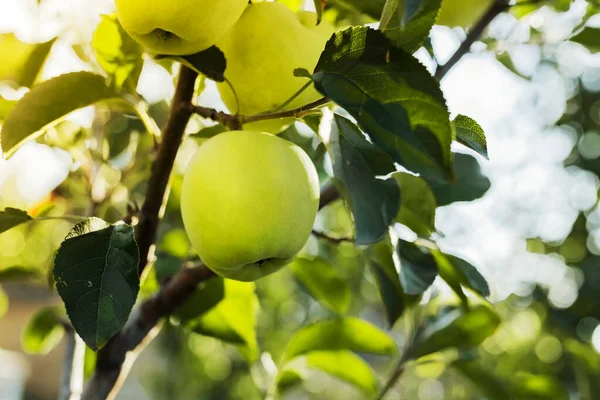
[215,2,336,131]
[436,0,493,28]
[114,0,248,55]
[180,130,320,281]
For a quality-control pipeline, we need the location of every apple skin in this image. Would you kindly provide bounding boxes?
[114,0,248,55]
[215,3,335,131]
[180,130,320,281]
[436,0,493,28]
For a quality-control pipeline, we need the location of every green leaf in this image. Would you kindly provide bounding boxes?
[442,254,490,297]
[0,34,56,88]
[53,218,140,351]
[314,0,325,23]
[155,46,226,82]
[282,317,397,362]
[570,27,600,53]
[452,359,513,400]
[409,305,501,359]
[175,277,225,322]
[329,114,400,245]
[452,115,488,159]
[280,350,379,395]
[291,257,351,314]
[0,266,43,282]
[369,237,412,327]
[1,72,119,158]
[313,27,453,181]
[380,0,442,53]
[0,208,32,234]
[0,97,16,121]
[430,153,490,206]
[327,0,387,20]
[22,306,66,354]
[190,280,259,362]
[393,172,436,236]
[92,14,143,90]
[397,240,438,295]
[189,124,229,140]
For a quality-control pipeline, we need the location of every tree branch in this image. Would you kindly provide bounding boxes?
[135,65,198,277]
[189,97,330,130]
[59,329,86,400]
[434,0,510,80]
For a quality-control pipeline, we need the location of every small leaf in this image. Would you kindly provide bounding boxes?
[92,14,143,90]
[1,72,119,158]
[314,0,326,24]
[369,236,414,327]
[190,280,259,362]
[175,277,225,322]
[380,0,442,53]
[452,115,488,159]
[0,208,32,234]
[22,306,65,354]
[409,305,501,359]
[570,27,600,53]
[446,254,490,297]
[430,153,490,206]
[282,317,397,362]
[155,46,226,82]
[313,27,453,181]
[280,350,379,395]
[329,115,400,245]
[398,240,438,295]
[291,257,351,314]
[189,124,228,140]
[0,34,56,87]
[393,172,436,236]
[53,218,140,351]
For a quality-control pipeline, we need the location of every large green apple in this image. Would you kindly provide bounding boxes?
[180,130,320,281]
[215,2,335,131]
[114,0,248,55]
[436,0,493,28]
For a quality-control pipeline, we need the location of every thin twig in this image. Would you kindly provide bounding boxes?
[59,330,86,400]
[376,354,410,400]
[311,230,353,244]
[189,97,331,130]
[435,0,511,80]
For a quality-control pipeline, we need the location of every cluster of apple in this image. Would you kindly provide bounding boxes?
[114,0,333,281]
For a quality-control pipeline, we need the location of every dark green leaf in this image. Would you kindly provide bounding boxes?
[0,266,43,282]
[0,208,32,234]
[430,153,490,206]
[22,306,65,354]
[329,114,400,245]
[53,218,140,351]
[369,237,413,327]
[409,305,500,359]
[380,0,442,53]
[447,255,489,297]
[1,72,119,158]
[291,257,351,314]
[452,115,488,159]
[155,46,226,82]
[313,27,453,181]
[175,277,225,322]
[397,240,438,295]
[189,124,229,140]
[393,172,436,236]
[282,317,397,362]
[570,27,600,53]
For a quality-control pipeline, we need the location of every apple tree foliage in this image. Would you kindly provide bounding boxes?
[0,0,599,399]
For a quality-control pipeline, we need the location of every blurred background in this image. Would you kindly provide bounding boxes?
[1,0,600,399]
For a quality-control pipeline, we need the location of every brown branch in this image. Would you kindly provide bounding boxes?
[189,97,330,130]
[434,0,510,80]
[135,65,198,277]
[311,230,353,244]
[319,183,340,209]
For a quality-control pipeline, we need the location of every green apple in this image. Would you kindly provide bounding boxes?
[436,0,493,28]
[114,0,248,55]
[215,3,335,130]
[180,130,320,281]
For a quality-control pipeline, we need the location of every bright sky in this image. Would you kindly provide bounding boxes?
[0,0,599,317]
